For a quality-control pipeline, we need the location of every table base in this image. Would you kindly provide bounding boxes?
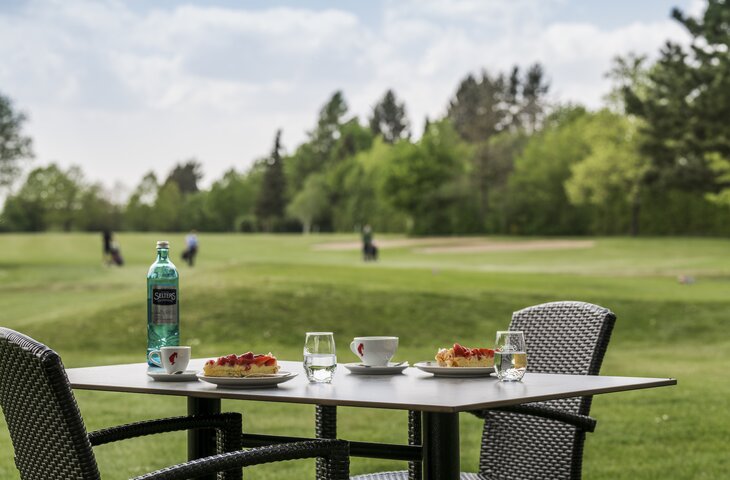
[423,411,460,480]
[188,397,221,480]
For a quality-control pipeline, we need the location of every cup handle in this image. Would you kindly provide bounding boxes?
[148,350,162,367]
[350,341,363,359]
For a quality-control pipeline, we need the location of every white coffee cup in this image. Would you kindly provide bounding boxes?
[149,346,191,374]
[350,337,398,366]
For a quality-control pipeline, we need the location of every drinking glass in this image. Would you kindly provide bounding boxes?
[303,332,337,383]
[494,331,527,382]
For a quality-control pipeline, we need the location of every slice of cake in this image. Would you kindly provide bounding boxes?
[435,343,494,367]
[203,352,280,377]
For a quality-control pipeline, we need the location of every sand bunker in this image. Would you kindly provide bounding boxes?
[416,240,595,254]
[313,238,594,253]
[312,238,466,251]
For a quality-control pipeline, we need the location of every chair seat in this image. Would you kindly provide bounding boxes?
[351,471,487,480]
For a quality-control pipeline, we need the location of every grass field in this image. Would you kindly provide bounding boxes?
[0,233,727,479]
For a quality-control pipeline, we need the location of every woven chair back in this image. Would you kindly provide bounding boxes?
[478,301,616,480]
[0,328,101,480]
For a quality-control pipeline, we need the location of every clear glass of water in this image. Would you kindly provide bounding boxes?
[494,331,528,382]
[304,332,337,383]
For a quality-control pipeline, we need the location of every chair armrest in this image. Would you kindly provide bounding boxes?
[469,405,597,432]
[131,440,350,480]
[88,413,242,451]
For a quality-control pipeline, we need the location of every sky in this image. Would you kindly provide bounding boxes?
[0,0,704,197]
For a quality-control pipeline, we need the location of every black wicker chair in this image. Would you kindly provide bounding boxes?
[0,327,350,480]
[344,301,616,480]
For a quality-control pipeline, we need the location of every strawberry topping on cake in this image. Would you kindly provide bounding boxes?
[203,352,279,377]
[435,343,494,367]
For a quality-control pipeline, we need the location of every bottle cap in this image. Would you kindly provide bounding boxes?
[156,241,170,249]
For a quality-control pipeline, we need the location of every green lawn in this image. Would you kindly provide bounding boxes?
[0,233,727,479]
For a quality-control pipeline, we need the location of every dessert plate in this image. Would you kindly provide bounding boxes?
[414,362,495,378]
[344,362,409,375]
[196,371,297,388]
[147,369,199,382]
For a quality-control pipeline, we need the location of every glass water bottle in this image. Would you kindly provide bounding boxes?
[147,240,179,365]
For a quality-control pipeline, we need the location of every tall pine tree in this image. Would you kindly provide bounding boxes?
[448,65,549,142]
[519,64,550,133]
[165,159,203,194]
[255,130,287,231]
[623,0,730,192]
[369,89,410,143]
[0,91,34,188]
[287,91,349,192]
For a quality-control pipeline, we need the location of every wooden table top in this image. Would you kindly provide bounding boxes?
[66,359,676,413]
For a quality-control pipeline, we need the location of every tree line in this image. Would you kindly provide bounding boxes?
[1,0,728,236]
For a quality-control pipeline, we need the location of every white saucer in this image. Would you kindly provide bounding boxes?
[414,361,495,377]
[196,371,297,388]
[147,369,199,382]
[344,362,409,375]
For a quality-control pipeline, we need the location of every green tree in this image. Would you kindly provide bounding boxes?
[369,89,410,144]
[1,194,43,231]
[165,159,203,195]
[507,106,592,235]
[706,153,730,206]
[153,181,183,231]
[317,91,349,140]
[76,183,120,231]
[604,54,650,113]
[124,172,159,231]
[327,139,407,232]
[448,64,549,142]
[447,67,543,231]
[470,131,527,231]
[178,191,208,231]
[565,111,650,236]
[287,174,329,233]
[448,73,505,142]
[328,156,374,232]
[234,162,266,232]
[2,164,84,231]
[519,64,550,133]
[383,120,471,234]
[322,119,375,228]
[0,92,34,188]
[623,0,730,192]
[332,118,375,163]
[286,111,374,231]
[287,92,349,192]
[204,169,258,231]
[255,130,287,231]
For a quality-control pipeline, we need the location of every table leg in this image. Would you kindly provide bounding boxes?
[422,411,459,480]
[315,405,337,480]
[188,397,221,480]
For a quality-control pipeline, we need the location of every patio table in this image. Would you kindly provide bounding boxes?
[66,359,675,480]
